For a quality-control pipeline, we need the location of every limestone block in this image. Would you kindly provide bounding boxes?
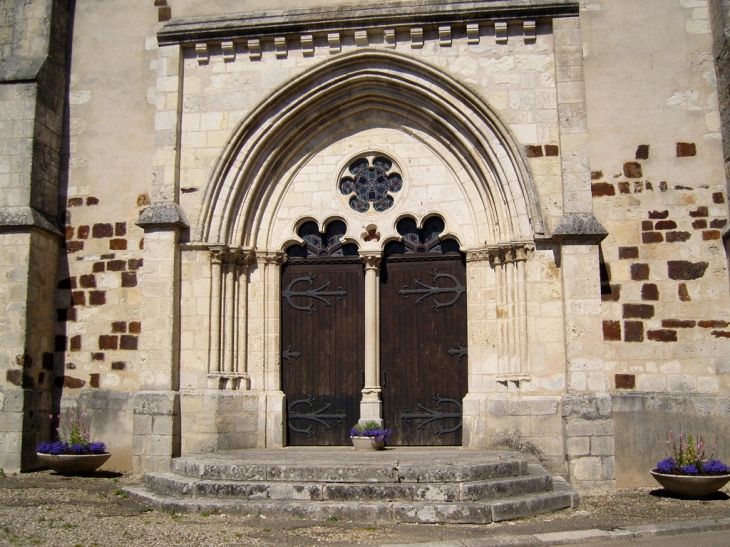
[567,436,589,456]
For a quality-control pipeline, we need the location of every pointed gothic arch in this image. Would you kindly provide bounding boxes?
[198,48,544,248]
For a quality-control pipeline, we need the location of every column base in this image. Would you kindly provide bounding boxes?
[359,388,382,426]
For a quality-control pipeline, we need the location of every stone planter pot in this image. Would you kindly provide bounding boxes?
[37,453,111,475]
[350,436,385,451]
[650,470,730,497]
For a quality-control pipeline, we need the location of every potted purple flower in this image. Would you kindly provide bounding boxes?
[651,430,730,497]
[36,408,110,475]
[350,420,392,451]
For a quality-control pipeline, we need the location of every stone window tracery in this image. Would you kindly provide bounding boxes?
[339,156,403,213]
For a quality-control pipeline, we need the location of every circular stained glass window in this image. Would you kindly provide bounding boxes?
[339,156,402,213]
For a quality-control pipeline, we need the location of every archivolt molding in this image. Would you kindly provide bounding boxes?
[198,49,545,249]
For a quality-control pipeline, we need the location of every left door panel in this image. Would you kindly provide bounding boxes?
[281,259,364,445]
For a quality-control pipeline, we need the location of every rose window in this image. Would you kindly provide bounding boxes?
[339,156,403,213]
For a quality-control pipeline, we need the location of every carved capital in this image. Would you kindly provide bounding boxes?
[477,240,536,266]
[210,245,230,265]
[360,253,382,271]
[257,250,287,266]
[465,247,491,263]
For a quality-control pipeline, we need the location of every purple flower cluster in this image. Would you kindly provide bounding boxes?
[655,456,730,476]
[350,428,392,443]
[37,441,107,455]
[703,459,730,475]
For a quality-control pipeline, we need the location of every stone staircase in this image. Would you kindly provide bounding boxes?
[124,448,578,524]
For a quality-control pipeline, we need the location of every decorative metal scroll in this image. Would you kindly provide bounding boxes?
[287,396,346,438]
[400,394,463,437]
[398,270,465,311]
[282,273,347,314]
[448,343,468,362]
[282,345,301,364]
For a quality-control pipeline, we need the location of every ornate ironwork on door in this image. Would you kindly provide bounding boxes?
[399,270,465,311]
[281,273,347,314]
[287,396,347,438]
[400,394,463,437]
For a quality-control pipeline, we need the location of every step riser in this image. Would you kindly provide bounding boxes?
[145,472,552,502]
[124,485,576,524]
[171,460,527,483]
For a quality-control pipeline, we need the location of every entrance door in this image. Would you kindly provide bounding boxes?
[281,221,364,446]
[379,216,468,446]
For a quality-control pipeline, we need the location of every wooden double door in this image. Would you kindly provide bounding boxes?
[281,254,467,446]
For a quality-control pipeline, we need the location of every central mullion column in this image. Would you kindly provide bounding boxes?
[359,253,382,426]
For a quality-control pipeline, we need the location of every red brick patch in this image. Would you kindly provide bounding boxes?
[676,142,697,157]
[641,284,659,301]
[91,352,104,361]
[107,260,126,272]
[526,145,543,157]
[77,225,89,239]
[667,261,708,280]
[591,183,615,197]
[648,210,669,219]
[647,329,677,342]
[98,335,118,350]
[711,330,730,338]
[702,230,721,240]
[112,361,126,370]
[79,274,96,288]
[615,374,636,389]
[89,373,100,388]
[689,206,708,218]
[67,241,84,253]
[654,220,677,230]
[115,222,127,236]
[111,321,127,333]
[710,219,727,228]
[89,291,106,306]
[618,182,631,194]
[641,221,653,231]
[71,291,85,306]
[692,219,707,229]
[623,304,654,319]
[129,321,142,334]
[120,335,138,350]
[642,232,663,244]
[630,264,650,281]
[591,171,604,180]
[623,162,643,178]
[67,198,83,207]
[121,272,137,287]
[678,283,691,301]
[603,320,621,341]
[635,145,650,160]
[666,231,691,243]
[618,247,639,259]
[698,320,729,328]
[92,262,105,273]
[63,376,86,388]
[92,223,114,238]
[86,196,99,205]
[65,226,74,240]
[69,335,82,351]
[662,319,696,328]
[624,321,644,342]
[110,238,127,250]
[544,144,559,156]
[713,192,725,204]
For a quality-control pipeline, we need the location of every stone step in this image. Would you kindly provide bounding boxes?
[145,464,552,502]
[171,451,528,483]
[123,477,577,524]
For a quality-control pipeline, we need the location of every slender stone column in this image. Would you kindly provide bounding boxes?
[359,253,382,426]
[208,247,225,380]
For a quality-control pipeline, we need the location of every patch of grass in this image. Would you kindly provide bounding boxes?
[200,511,212,517]
[326,516,338,522]
[357,526,379,531]
[98,493,107,499]
[62,524,78,529]
[0,468,5,478]
[263,528,272,533]
[113,489,129,499]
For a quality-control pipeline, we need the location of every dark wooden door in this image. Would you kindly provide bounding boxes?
[380,254,467,446]
[281,259,364,445]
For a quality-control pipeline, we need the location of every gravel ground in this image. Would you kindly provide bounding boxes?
[1,471,729,547]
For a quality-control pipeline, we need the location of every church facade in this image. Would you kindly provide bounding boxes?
[2,0,730,492]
